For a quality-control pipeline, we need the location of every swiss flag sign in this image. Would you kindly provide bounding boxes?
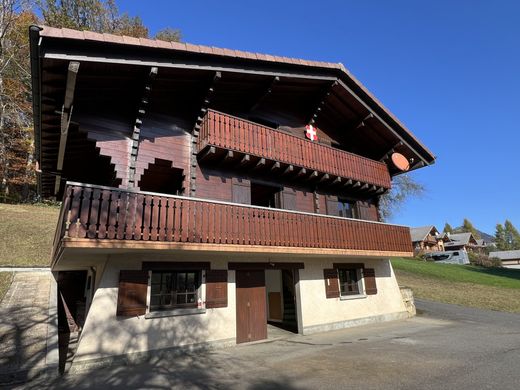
[305,124,318,141]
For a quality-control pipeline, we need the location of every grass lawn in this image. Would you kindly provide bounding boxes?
[0,272,14,303]
[392,258,520,313]
[0,203,60,267]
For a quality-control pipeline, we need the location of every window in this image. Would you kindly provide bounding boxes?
[338,199,358,219]
[150,271,201,311]
[338,268,362,296]
[250,182,282,208]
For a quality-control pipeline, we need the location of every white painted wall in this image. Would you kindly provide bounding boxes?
[70,253,406,363]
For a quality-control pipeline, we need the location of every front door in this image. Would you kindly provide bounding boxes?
[236,270,267,343]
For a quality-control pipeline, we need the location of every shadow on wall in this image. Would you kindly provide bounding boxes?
[297,258,393,283]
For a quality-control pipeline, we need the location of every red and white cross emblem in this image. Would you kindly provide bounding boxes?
[305,124,318,141]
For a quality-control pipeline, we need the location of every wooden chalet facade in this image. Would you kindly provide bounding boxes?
[30,25,435,368]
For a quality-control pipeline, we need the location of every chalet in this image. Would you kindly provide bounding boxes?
[489,250,520,268]
[410,226,447,254]
[29,25,435,368]
[444,233,483,253]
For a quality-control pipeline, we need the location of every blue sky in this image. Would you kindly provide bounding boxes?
[119,0,519,234]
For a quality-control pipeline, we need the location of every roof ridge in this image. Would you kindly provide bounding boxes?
[37,25,344,71]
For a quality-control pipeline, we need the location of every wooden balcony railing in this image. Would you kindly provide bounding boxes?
[197,110,392,190]
[53,183,412,260]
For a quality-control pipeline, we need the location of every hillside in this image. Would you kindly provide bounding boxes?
[392,258,520,313]
[0,203,60,267]
[452,227,495,242]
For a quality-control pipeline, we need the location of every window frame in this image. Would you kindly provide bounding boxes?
[145,270,206,318]
[335,267,366,300]
[337,197,358,219]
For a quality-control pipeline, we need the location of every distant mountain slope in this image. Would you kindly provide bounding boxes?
[452,227,495,242]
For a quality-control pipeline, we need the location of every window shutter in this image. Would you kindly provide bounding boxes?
[116,270,149,316]
[232,179,251,205]
[206,270,228,308]
[323,269,340,298]
[282,188,296,210]
[325,196,339,216]
[363,268,378,295]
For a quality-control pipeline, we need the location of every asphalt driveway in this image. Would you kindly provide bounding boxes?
[12,300,520,390]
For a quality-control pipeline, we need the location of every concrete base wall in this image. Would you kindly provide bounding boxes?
[66,253,407,367]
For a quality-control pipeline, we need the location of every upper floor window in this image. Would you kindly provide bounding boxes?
[250,182,282,208]
[338,198,358,219]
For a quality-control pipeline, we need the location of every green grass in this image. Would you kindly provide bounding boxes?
[0,203,60,267]
[0,272,14,303]
[392,258,520,313]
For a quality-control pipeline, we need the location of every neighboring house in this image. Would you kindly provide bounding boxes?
[410,226,447,253]
[489,250,520,268]
[29,25,435,368]
[444,233,484,253]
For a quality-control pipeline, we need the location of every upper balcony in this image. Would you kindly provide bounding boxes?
[52,183,413,265]
[196,110,392,192]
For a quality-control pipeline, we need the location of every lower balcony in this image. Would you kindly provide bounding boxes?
[52,183,413,264]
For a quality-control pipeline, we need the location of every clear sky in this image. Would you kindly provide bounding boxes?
[119,0,519,234]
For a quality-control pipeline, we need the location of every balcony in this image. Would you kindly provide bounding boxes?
[197,110,392,191]
[52,183,413,263]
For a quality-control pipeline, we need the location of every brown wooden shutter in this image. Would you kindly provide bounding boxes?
[356,200,379,221]
[325,196,339,216]
[206,270,228,308]
[281,187,296,210]
[363,268,378,295]
[323,269,340,298]
[232,179,251,204]
[116,270,148,316]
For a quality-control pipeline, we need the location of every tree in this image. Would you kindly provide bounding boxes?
[504,220,520,250]
[0,2,39,201]
[460,218,480,239]
[443,222,453,234]
[495,223,507,250]
[38,0,149,38]
[154,27,181,42]
[379,174,425,221]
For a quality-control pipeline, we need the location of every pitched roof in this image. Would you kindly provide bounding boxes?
[445,233,477,247]
[31,25,435,163]
[410,226,438,242]
[488,250,520,260]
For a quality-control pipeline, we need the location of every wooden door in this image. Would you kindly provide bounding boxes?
[236,270,267,343]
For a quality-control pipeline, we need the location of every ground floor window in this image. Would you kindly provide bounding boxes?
[338,268,362,296]
[150,271,201,311]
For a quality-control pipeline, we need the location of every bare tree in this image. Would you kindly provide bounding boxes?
[378,174,425,221]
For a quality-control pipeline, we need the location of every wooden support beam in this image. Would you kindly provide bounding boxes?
[309,170,319,181]
[380,141,404,162]
[319,173,330,183]
[355,112,374,130]
[360,183,369,191]
[308,80,338,125]
[296,168,307,178]
[332,177,342,186]
[199,146,216,162]
[219,150,234,166]
[253,158,266,170]
[271,161,281,172]
[353,181,361,188]
[191,71,222,196]
[283,164,294,176]
[343,179,353,187]
[239,154,251,167]
[249,76,280,112]
[54,61,80,194]
[127,66,158,188]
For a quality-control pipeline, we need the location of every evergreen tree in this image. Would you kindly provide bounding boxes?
[461,218,480,239]
[443,222,453,234]
[504,220,520,250]
[495,223,507,250]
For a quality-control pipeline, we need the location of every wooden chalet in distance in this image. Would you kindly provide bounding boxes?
[29,25,435,368]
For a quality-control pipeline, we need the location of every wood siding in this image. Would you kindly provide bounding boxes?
[54,183,413,259]
[198,110,392,189]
